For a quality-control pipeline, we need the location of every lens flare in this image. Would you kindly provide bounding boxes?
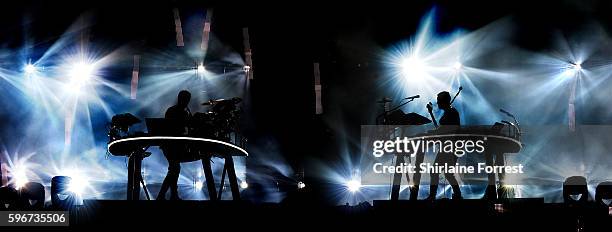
[24,63,37,74]
[346,180,361,193]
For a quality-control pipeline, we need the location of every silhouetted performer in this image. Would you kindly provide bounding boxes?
[157,90,192,200]
[427,91,462,200]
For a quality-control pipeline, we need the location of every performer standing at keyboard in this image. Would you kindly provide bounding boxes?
[426,91,462,200]
[157,90,192,200]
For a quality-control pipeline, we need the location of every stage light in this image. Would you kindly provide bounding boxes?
[197,64,206,73]
[0,187,19,210]
[67,61,95,93]
[51,176,74,209]
[346,179,361,193]
[297,181,306,189]
[64,61,97,95]
[24,63,37,74]
[12,165,29,190]
[195,181,203,190]
[19,182,45,209]
[69,62,94,80]
[400,56,425,77]
[67,175,88,195]
[243,65,251,73]
[595,181,612,206]
[563,176,588,204]
[453,61,463,71]
[240,181,249,189]
[14,178,28,190]
[573,63,582,71]
[563,62,583,75]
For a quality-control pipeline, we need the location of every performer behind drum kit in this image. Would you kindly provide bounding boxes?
[157,90,192,200]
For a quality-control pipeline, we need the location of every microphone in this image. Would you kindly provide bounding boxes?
[404,95,420,100]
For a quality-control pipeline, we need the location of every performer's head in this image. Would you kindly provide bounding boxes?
[177,90,191,108]
[437,91,452,110]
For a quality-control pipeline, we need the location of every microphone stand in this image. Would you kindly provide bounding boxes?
[378,98,417,201]
[388,98,417,114]
[376,98,417,124]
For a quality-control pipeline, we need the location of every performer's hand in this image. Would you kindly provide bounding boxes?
[426,102,434,113]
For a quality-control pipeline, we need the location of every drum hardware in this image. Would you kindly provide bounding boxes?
[107,96,247,200]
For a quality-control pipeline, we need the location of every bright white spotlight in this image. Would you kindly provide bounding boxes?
[197,64,206,73]
[297,181,306,189]
[65,61,96,95]
[24,63,37,74]
[13,166,29,190]
[453,61,463,71]
[346,179,361,193]
[243,65,251,72]
[240,181,249,189]
[400,56,425,77]
[195,181,203,190]
[573,63,582,71]
[69,62,94,80]
[67,175,88,195]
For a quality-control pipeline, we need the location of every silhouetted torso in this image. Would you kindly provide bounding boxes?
[429,106,462,199]
[165,105,191,135]
[439,107,460,126]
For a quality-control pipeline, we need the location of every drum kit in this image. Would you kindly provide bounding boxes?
[106,97,246,201]
[107,97,244,145]
[191,97,243,142]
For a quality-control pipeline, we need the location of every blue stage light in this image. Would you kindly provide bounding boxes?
[24,63,37,74]
[346,179,361,193]
[69,62,94,83]
[194,180,203,190]
[453,61,463,71]
[67,175,88,196]
[240,181,249,189]
[573,63,582,71]
[400,56,426,77]
[13,165,29,190]
[197,64,205,73]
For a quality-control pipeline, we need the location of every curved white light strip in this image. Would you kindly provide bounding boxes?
[108,136,248,156]
[406,133,522,150]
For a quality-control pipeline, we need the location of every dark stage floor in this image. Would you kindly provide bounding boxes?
[5,199,611,231]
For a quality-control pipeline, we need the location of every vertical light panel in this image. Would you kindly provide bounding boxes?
[1,163,7,187]
[314,63,323,115]
[65,109,73,149]
[201,9,213,51]
[243,28,254,80]
[173,8,185,47]
[131,55,140,100]
[568,76,578,132]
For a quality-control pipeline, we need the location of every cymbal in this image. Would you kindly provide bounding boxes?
[202,97,242,106]
[111,113,142,126]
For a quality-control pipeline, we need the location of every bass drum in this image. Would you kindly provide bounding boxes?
[190,112,219,139]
